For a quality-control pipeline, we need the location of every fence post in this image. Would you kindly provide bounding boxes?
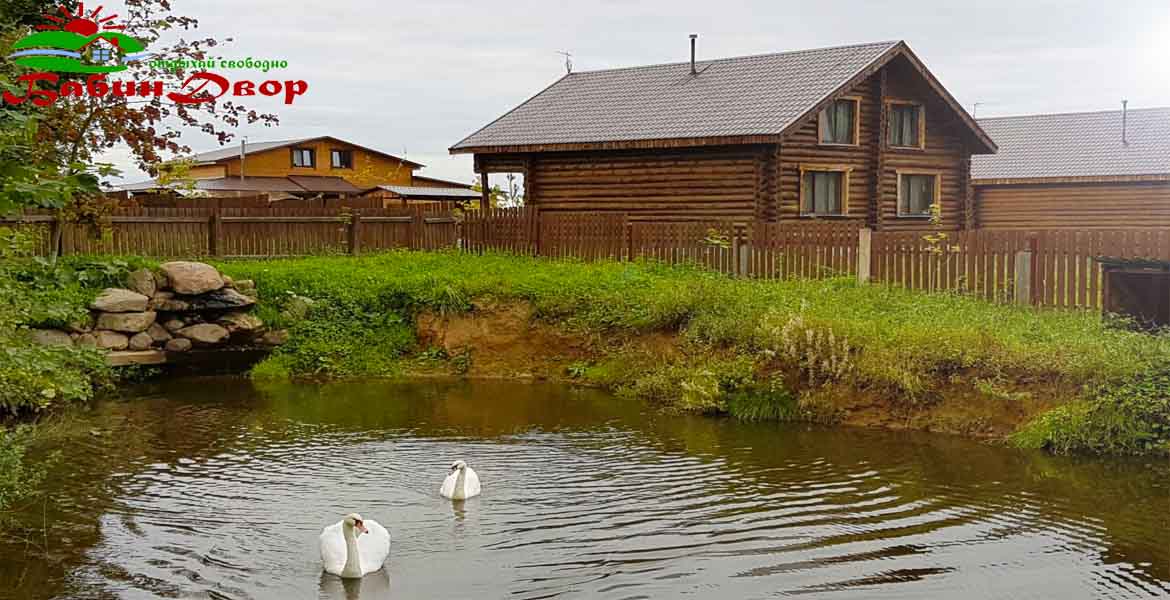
[48,216,62,257]
[348,210,362,255]
[1014,247,1033,305]
[857,228,872,284]
[208,208,221,257]
[625,219,633,262]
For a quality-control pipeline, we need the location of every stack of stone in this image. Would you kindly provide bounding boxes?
[31,261,286,353]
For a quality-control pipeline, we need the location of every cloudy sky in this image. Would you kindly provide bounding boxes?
[106,0,1170,184]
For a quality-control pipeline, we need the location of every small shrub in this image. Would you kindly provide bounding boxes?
[1014,371,1170,455]
[726,377,798,422]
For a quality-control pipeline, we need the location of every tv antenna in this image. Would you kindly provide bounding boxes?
[556,50,573,74]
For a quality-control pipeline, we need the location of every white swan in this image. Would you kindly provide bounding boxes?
[440,460,481,500]
[319,513,390,578]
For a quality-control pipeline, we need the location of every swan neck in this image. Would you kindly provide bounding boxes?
[341,525,362,578]
[455,468,467,498]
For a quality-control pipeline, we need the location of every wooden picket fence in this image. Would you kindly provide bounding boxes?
[6,204,1170,313]
[2,206,458,258]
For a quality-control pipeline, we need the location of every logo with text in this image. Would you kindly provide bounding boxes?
[4,4,308,107]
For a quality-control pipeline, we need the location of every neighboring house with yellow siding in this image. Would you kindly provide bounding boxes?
[121,136,478,205]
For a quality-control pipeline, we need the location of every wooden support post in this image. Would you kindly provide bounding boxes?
[480,172,490,210]
[411,210,424,250]
[208,208,221,257]
[857,228,872,284]
[625,218,633,262]
[348,210,362,255]
[48,216,62,257]
[737,225,751,277]
[1014,248,1033,305]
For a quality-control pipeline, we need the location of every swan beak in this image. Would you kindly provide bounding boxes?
[355,521,368,535]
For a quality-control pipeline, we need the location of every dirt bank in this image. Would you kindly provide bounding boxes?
[412,301,1071,440]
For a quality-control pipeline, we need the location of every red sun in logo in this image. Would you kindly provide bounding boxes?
[37,3,125,36]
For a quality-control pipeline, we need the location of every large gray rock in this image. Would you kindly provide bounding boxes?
[126,268,157,297]
[146,322,172,343]
[180,288,255,312]
[127,332,153,351]
[162,318,186,333]
[159,261,224,295]
[95,311,157,333]
[90,288,149,313]
[165,338,192,352]
[176,323,229,345]
[30,329,73,347]
[94,331,128,350]
[219,312,263,333]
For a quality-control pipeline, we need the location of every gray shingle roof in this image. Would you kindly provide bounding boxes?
[451,41,901,150]
[973,107,1170,180]
[189,139,311,164]
[375,185,480,198]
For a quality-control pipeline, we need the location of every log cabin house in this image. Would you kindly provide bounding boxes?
[972,106,1170,229]
[451,40,996,230]
[121,136,477,206]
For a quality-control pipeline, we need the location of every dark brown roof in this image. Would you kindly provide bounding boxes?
[451,40,995,154]
[973,107,1170,181]
[187,136,424,169]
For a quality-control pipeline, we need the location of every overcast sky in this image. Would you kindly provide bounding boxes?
[105,0,1170,184]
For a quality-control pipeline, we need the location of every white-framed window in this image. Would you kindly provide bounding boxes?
[888,101,924,148]
[331,149,353,169]
[818,98,859,145]
[800,166,850,216]
[897,172,939,217]
[291,147,315,168]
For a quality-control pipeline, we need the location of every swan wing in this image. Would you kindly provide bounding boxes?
[318,521,346,576]
[359,519,391,575]
[440,471,458,498]
[464,467,482,498]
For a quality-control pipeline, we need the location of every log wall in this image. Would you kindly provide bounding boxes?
[974,181,1170,229]
[515,148,764,221]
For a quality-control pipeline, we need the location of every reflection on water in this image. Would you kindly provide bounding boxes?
[0,378,1166,599]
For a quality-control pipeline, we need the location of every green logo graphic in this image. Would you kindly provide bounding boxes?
[8,5,149,74]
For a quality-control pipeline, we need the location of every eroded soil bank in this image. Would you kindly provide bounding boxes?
[413,301,1073,439]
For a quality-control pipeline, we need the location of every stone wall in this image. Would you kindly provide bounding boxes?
[31,261,286,356]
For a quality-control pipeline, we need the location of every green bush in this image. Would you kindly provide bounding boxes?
[0,230,120,414]
[1014,371,1170,455]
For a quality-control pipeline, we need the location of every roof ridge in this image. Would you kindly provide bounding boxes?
[569,39,901,76]
[978,106,1170,122]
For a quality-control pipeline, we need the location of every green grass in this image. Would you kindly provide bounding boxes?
[218,250,1170,455]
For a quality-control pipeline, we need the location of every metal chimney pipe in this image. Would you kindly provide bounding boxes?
[1121,100,1129,146]
[240,138,247,181]
[689,34,698,75]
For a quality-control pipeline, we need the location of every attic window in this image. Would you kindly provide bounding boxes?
[819,98,859,145]
[291,148,315,168]
[331,149,353,169]
[888,102,924,148]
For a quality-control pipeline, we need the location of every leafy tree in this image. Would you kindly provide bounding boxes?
[0,0,282,254]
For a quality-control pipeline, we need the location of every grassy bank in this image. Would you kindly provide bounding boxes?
[218,250,1170,456]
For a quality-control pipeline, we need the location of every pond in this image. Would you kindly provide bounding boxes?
[1,378,1167,599]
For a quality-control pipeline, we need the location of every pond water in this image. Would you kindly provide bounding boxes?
[1,378,1167,599]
